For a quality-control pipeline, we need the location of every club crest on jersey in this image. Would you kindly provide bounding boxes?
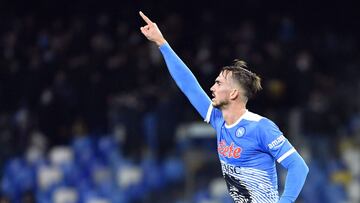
[235,127,246,137]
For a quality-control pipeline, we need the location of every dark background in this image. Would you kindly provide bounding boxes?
[0,0,359,202]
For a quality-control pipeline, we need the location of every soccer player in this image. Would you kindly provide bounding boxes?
[139,11,309,203]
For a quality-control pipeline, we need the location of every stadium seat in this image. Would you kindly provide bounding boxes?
[192,189,211,203]
[209,178,228,199]
[37,165,63,191]
[162,156,185,183]
[140,156,165,190]
[97,136,122,165]
[86,198,110,203]
[72,136,96,167]
[116,164,142,189]
[52,187,78,203]
[49,146,74,166]
[1,158,35,200]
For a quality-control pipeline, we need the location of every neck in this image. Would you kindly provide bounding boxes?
[221,102,247,126]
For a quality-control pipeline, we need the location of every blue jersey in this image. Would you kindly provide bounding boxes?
[205,106,295,202]
[158,43,308,203]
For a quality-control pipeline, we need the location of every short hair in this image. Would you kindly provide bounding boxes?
[221,59,262,100]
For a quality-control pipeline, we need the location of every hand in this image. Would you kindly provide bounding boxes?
[139,11,167,46]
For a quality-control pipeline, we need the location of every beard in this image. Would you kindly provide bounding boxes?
[212,98,229,109]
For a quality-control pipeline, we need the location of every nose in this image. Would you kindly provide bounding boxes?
[210,84,215,92]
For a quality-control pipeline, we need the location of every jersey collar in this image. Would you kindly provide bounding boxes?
[224,109,249,129]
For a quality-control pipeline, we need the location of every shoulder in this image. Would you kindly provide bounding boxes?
[258,117,279,129]
[244,111,278,130]
[242,111,264,122]
[242,111,276,130]
[243,111,281,135]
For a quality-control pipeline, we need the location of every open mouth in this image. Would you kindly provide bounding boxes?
[211,94,216,101]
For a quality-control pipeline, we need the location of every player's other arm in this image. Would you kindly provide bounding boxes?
[259,119,309,203]
[278,151,309,203]
[139,11,211,119]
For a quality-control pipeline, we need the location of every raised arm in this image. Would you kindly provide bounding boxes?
[139,11,211,119]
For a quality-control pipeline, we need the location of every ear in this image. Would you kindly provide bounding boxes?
[229,89,239,100]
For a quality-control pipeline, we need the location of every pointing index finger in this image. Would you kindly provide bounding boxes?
[139,11,153,25]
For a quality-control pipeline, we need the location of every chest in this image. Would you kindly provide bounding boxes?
[217,124,260,159]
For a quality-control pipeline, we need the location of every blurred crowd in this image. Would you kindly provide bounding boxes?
[1,0,359,202]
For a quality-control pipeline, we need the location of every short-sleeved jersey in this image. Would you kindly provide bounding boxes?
[205,105,296,203]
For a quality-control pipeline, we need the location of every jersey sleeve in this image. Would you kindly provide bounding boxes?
[258,119,296,163]
[159,43,211,119]
[278,151,309,203]
[204,104,223,130]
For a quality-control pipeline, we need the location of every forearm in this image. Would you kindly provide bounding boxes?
[159,43,211,118]
[279,152,309,203]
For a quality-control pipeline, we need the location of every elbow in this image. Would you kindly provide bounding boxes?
[289,155,309,177]
[303,161,309,176]
[298,154,309,175]
[296,158,309,179]
[299,156,309,174]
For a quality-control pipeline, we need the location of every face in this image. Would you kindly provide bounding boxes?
[210,71,235,108]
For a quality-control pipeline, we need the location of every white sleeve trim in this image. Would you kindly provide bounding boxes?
[204,104,213,123]
[277,148,296,163]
